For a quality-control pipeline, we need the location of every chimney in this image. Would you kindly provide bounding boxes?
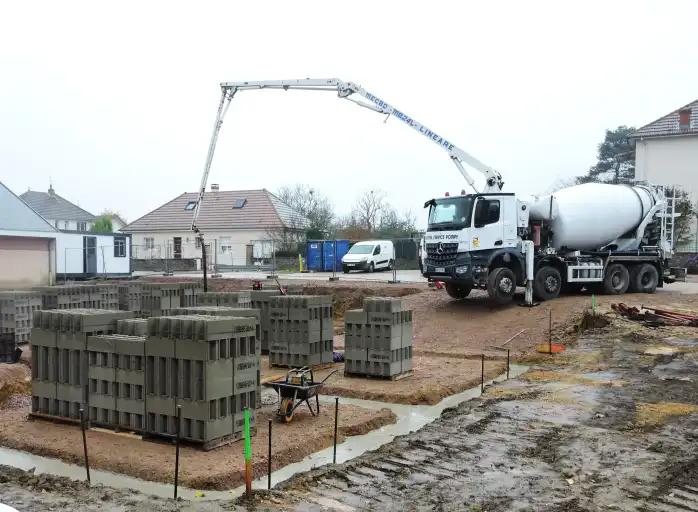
[210,184,220,191]
[48,184,55,197]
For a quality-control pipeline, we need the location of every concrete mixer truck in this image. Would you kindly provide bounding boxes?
[423,182,676,305]
[186,77,677,303]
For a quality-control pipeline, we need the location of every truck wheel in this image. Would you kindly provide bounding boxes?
[487,267,516,305]
[533,266,562,301]
[629,263,658,293]
[388,259,394,271]
[367,262,374,273]
[445,283,472,299]
[603,263,630,294]
[343,265,349,274]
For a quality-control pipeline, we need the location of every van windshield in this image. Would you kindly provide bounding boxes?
[427,196,474,231]
[347,244,374,254]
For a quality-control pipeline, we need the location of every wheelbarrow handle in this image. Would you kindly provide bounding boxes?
[320,369,338,383]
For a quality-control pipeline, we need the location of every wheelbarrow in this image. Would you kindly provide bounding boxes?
[265,367,337,423]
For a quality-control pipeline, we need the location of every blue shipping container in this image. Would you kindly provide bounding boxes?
[306,241,324,271]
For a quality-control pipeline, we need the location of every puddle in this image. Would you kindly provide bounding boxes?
[0,365,528,501]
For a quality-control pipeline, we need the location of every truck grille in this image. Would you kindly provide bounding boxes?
[425,242,458,267]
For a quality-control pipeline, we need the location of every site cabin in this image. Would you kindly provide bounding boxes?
[342,240,395,273]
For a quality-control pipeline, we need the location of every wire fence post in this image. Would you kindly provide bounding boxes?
[267,418,272,490]
[330,239,339,281]
[174,405,182,499]
[389,241,399,283]
[333,397,339,464]
[549,308,553,355]
[79,407,91,484]
[481,354,485,393]
[506,349,510,380]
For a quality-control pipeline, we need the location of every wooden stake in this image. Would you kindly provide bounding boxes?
[333,397,339,464]
[244,408,252,497]
[79,408,90,485]
[267,419,272,490]
[174,405,181,499]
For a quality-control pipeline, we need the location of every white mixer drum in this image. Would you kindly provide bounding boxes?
[528,183,654,251]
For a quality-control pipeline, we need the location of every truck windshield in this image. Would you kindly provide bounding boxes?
[428,197,474,230]
[347,244,374,254]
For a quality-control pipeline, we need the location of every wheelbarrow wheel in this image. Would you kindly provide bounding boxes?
[280,397,294,423]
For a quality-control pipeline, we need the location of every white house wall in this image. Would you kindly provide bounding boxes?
[635,135,698,200]
[128,230,274,266]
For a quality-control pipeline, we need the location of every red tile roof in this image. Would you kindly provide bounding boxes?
[632,99,698,139]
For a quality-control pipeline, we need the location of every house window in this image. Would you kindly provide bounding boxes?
[195,237,201,249]
[114,236,126,257]
[679,109,691,130]
[184,201,197,211]
[144,237,154,250]
[77,222,87,232]
[232,198,247,209]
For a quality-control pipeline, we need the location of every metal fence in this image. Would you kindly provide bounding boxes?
[128,237,423,277]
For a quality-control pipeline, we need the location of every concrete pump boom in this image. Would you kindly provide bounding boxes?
[190,78,504,236]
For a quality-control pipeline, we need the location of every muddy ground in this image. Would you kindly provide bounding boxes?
[3,305,698,510]
[0,391,394,491]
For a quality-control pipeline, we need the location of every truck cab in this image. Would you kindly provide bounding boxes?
[422,193,528,300]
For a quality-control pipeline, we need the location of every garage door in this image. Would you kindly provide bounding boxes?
[0,236,52,289]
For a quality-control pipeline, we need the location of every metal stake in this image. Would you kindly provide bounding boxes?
[174,405,182,499]
[481,354,485,393]
[333,397,339,464]
[267,419,272,490]
[79,408,90,484]
[549,308,553,355]
[506,349,510,380]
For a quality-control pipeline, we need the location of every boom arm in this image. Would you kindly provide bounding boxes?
[191,78,504,233]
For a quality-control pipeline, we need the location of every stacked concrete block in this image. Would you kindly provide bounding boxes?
[118,282,143,315]
[140,282,202,317]
[197,291,252,308]
[0,291,42,344]
[87,334,146,432]
[30,309,135,420]
[344,297,413,378]
[116,318,149,337]
[269,295,334,368]
[144,315,259,448]
[36,285,119,311]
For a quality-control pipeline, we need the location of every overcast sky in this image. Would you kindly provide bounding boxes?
[1,1,696,228]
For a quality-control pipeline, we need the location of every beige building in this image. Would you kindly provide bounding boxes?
[633,99,698,250]
[122,187,307,269]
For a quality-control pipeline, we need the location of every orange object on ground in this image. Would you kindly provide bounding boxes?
[537,343,565,354]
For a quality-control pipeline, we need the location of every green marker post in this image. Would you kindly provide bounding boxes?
[244,408,252,497]
[591,294,596,315]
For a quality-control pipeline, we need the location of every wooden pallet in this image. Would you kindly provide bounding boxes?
[343,369,414,381]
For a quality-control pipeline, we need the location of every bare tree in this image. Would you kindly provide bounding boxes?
[352,189,386,232]
[277,184,334,238]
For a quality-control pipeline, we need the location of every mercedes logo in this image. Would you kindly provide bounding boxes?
[436,242,444,255]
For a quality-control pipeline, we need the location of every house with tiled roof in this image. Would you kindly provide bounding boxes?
[20,185,96,232]
[632,99,698,250]
[122,185,308,267]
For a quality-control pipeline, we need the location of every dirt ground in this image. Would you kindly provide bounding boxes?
[0,395,395,491]
[248,306,698,511]
[262,356,505,405]
[3,300,698,510]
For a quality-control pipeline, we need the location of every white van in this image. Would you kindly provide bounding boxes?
[341,240,395,273]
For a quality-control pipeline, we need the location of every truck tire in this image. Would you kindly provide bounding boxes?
[603,263,630,294]
[367,262,374,273]
[533,266,562,301]
[445,283,472,299]
[343,265,349,274]
[487,267,516,305]
[629,263,658,293]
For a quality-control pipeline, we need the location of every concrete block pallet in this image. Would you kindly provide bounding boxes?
[0,290,42,344]
[269,295,334,368]
[36,285,119,312]
[139,282,202,317]
[30,309,260,450]
[344,297,413,379]
[30,309,136,420]
[118,282,143,315]
[197,291,252,308]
